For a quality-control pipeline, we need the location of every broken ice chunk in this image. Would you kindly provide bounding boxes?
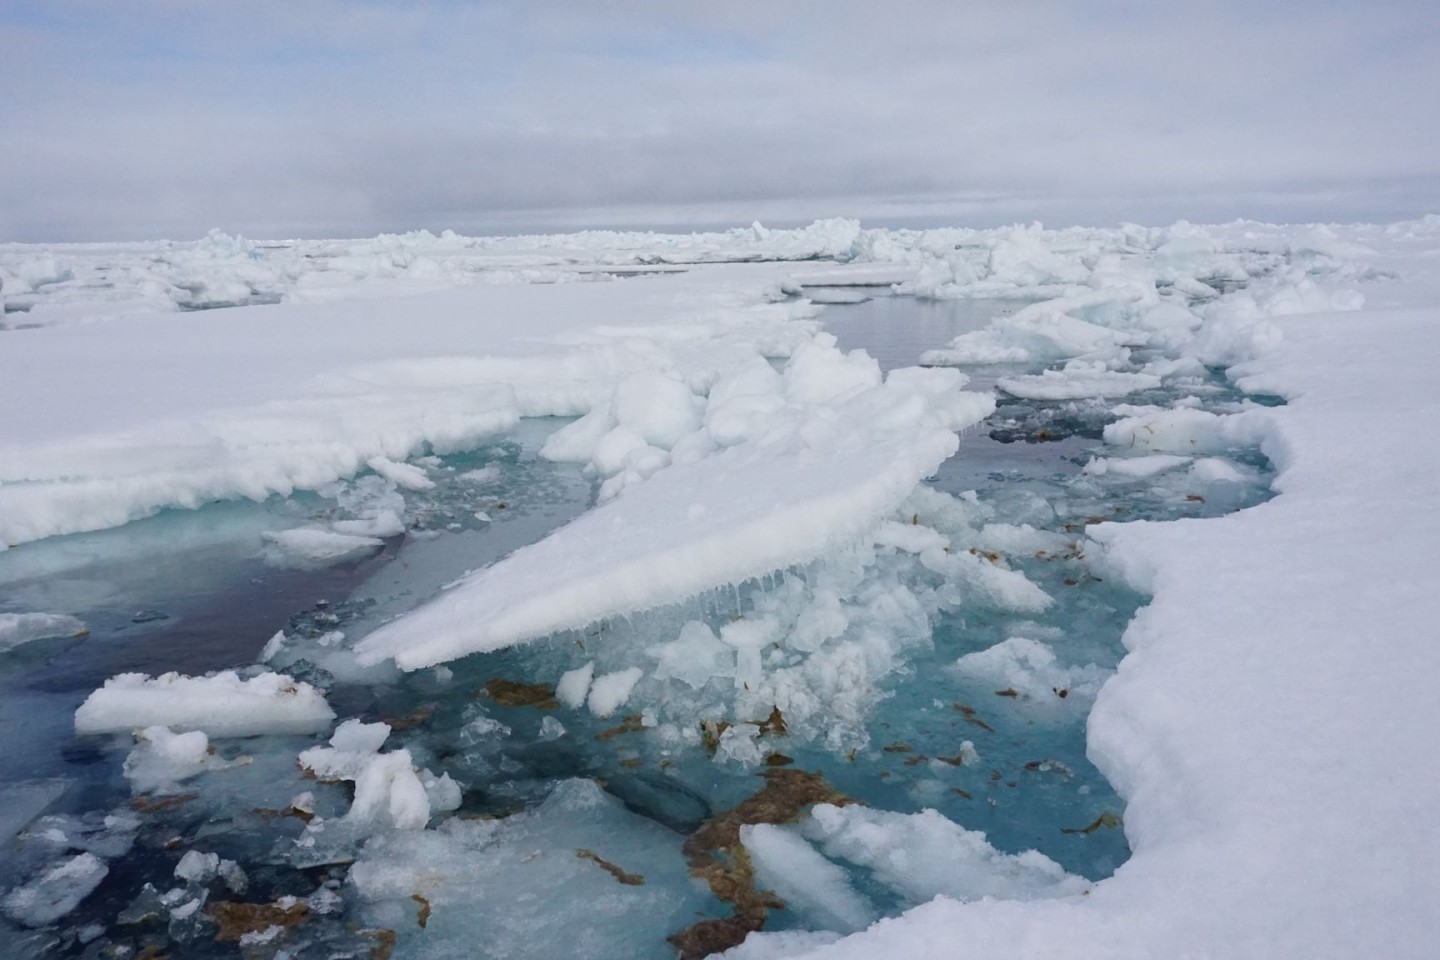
[649,621,733,690]
[75,670,335,738]
[556,662,595,709]
[587,667,644,718]
[952,636,1106,704]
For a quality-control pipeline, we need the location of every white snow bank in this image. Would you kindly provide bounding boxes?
[0,612,87,651]
[74,670,335,737]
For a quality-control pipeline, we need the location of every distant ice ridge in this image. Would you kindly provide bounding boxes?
[355,336,994,670]
[0,220,864,324]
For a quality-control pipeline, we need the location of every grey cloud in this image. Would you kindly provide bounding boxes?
[3,1,1438,240]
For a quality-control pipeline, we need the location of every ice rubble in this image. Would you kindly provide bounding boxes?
[296,719,460,833]
[74,670,335,737]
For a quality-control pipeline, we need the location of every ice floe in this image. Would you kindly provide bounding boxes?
[74,670,335,737]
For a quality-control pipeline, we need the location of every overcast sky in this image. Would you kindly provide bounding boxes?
[3,1,1438,241]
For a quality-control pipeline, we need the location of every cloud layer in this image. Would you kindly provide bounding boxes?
[4,1,1438,240]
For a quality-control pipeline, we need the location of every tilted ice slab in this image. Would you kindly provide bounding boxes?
[767,228,1440,960]
[357,365,993,669]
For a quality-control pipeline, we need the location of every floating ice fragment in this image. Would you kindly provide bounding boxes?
[1083,454,1192,479]
[952,637,1106,704]
[123,726,222,795]
[997,363,1162,401]
[76,670,335,738]
[588,667,644,718]
[649,621,733,690]
[365,456,435,491]
[174,850,220,884]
